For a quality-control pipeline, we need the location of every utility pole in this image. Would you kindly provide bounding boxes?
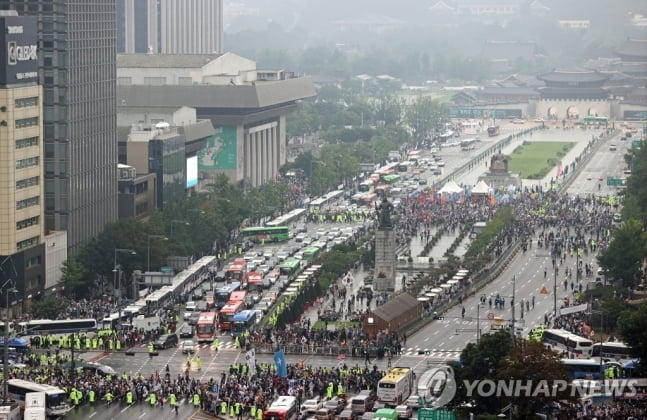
[553,267,558,317]
[511,275,516,335]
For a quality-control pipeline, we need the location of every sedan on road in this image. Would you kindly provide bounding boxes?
[181,340,196,354]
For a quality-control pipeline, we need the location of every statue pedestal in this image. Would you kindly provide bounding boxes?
[374,227,396,292]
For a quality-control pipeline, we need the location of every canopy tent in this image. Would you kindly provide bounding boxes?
[452,275,465,281]
[457,269,469,275]
[425,292,438,298]
[472,180,491,195]
[438,180,464,195]
[447,279,459,285]
[417,297,430,302]
[440,283,452,289]
[431,288,443,293]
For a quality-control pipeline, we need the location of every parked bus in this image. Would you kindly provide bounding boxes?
[229,290,247,304]
[396,161,412,173]
[240,226,290,243]
[247,271,264,292]
[542,329,593,358]
[377,367,416,406]
[417,367,449,403]
[280,258,302,281]
[231,310,258,337]
[460,138,477,151]
[8,379,72,417]
[215,282,241,310]
[264,396,298,420]
[196,312,218,343]
[302,246,321,263]
[561,359,603,380]
[266,208,307,227]
[225,260,247,284]
[487,125,500,136]
[19,318,98,339]
[218,300,244,331]
[591,342,632,363]
[358,180,374,193]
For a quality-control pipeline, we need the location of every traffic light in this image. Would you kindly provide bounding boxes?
[433,312,444,320]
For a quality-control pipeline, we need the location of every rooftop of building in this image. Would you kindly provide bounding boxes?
[117,53,223,68]
[537,69,610,83]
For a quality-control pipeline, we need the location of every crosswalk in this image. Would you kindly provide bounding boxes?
[133,343,460,358]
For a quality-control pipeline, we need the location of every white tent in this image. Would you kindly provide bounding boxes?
[438,180,464,194]
[472,180,490,195]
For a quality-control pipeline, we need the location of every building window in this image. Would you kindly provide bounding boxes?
[16,236,40,251]
[16,176,39,190]
[16,156,39,169]
[17,216,39,230]
[25,256,41,269]
[16,136,39,149]
[15,117,39,128]
[144,77,166,86]
[15,97,39,108]
[16,196,39,210]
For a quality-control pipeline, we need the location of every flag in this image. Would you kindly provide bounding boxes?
[273,349,288,378]
[245,348,256,372]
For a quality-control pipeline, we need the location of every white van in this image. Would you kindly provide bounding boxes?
[416,368,447,403]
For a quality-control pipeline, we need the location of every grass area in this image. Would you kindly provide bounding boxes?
[508,141,574,179]
[312,320,360,330]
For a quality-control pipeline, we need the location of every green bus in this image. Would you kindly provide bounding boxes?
[240,226,289,243]
[279,258,301,280]
[583,115,609,125]
[302,246,321,262]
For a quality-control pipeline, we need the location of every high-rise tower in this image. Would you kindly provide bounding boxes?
[1,0,119,255]
[117,0,224,54]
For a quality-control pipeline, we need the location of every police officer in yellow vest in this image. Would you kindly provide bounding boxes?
[169,393,178,415]
[149,391,157,407]
[126,390,134,405]
[88,389,96,404]
[148,342,155,358]
[192,393,200,409]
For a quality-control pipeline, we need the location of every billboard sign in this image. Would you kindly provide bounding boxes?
[186,155,198,188]
[198,126,238,170]
[0,15,39,86]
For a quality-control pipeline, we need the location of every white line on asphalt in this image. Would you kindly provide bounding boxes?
[139,412,147,419]
[424,337,430,342]
[89,413,97,418]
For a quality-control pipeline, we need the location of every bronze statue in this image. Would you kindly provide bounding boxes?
[377,197,394,228]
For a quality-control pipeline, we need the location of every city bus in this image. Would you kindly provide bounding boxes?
[229,290,247,304]
[377,367,416,406]
[396,161,412,173]
[487,125,500,136]
[231,310,258,337]
[218,300,244,331]
[8,379,72,417]
[302,246,321,263]
[215,282,241,310]
[247,271,264,292]
[358,180,374,193]
[591,342,632,363]
[196,312,218,343]
[460,138,478,151]
[240,226,290,243]
[280,258,302,281]
[266,208,307,227]
[225,260,247,284]
[561,359,603,380]
[541,329,593,358]
[19,318,98,339]
[263,396,298,420]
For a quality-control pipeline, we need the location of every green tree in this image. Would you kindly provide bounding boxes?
[31,295,68,319]
[58,257,86,298]
[617,304,647,374]
[450,331,513,413]
[496,339,574,417]
[623,144,647,227]
[597,219,647,287]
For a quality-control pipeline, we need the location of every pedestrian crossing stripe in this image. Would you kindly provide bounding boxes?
[136,343,239,350]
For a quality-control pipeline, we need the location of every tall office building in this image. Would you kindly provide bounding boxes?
[1,0,119,255]
[0,11,45,303]
[117,0,224,54]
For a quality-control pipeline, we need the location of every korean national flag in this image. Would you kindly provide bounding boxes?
[273,349,288,378]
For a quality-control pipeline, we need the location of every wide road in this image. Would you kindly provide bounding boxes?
[399,125,631,365]
[67,123,636,419]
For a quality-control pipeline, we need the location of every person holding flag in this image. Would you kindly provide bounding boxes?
[273,349,288,378]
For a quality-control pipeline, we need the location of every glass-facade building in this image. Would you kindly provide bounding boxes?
[149,134,185,209]
[0,0,118,254]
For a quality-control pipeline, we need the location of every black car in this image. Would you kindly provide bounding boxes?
[319,311,338,322]
[188,312,200,326]
[153,333,178,350]
[179,325,194,338]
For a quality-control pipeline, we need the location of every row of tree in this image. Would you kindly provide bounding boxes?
[58,175,287,299]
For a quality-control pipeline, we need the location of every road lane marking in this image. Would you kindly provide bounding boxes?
[139,413,147,419]
[89,413,97,418]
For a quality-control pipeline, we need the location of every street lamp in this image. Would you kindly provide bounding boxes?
[170,219,190,236]
[147,235,168,272]
[476,303,483,343]
[588,300,605,387]
[2,280,17,403]
[113,248,136,327]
